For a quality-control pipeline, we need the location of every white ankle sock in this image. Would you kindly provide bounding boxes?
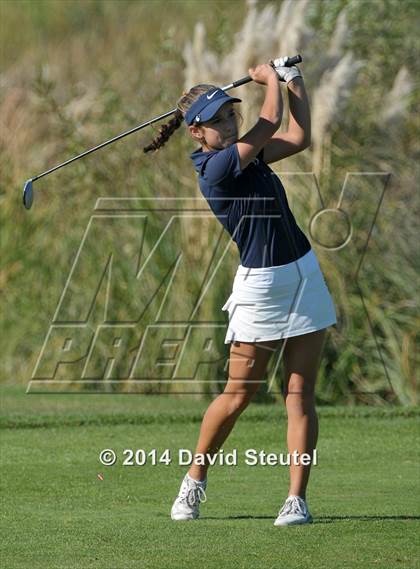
[187,473,207,484]
[288,494,306,501]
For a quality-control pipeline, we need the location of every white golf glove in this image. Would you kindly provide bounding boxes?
[269,56,302,84]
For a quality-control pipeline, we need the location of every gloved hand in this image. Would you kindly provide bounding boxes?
[269,56,302,84]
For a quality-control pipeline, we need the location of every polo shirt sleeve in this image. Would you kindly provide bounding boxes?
[203,144,242,185]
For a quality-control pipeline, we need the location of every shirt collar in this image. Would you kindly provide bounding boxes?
[189,147,218,175]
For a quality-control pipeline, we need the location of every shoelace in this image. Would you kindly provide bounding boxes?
[179,480,207,507]
[279,496,306,517]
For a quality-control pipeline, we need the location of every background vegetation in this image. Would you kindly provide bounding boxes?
[1,0,418,404]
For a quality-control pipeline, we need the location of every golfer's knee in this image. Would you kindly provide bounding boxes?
[283,374,316,402]
[224,389,255,414]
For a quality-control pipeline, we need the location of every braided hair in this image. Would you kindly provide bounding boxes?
[143,84,217,153]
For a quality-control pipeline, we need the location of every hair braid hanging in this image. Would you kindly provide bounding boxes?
[143,109,184,153]
[143,85,217,154]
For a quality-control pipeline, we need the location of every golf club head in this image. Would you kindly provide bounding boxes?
[23,179,33,209]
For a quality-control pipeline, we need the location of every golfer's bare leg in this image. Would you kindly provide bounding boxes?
[282,328,327,499]
[188,338,280,481]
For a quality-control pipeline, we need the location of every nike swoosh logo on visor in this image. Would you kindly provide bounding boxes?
[206,90,219,100]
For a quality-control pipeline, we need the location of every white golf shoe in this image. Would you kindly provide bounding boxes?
[273,495,313,526]
[170,473,207,521]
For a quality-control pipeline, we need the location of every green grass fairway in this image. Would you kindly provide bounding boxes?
[1,386,419,568]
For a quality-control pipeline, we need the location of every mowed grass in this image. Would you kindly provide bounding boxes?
[1,386,419,569]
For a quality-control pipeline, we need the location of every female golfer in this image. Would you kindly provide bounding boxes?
[144,59,337,526]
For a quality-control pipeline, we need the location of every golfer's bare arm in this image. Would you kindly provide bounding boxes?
[236,65,283,169]
[262,77,311,164]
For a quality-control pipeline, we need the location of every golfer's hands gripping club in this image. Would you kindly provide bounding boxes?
[247,63,279,86]
[269,56,303,84]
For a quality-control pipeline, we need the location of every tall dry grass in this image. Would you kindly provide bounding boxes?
[0,0,418,403]
[182,0,419,404]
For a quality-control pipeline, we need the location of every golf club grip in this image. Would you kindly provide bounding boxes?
[230,54,302,88]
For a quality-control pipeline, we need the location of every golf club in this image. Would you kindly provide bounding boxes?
[22,54,302,210]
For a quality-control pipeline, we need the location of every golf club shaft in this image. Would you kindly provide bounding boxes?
[31,107,178,182]
[29,54,302,183]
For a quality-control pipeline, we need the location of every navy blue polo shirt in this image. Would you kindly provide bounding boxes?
[190,143,311,268]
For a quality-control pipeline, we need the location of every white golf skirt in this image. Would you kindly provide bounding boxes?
[221,248,337,344]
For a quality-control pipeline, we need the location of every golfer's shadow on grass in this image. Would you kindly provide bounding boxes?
[312,515,420,524]
[202,515,420,522]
